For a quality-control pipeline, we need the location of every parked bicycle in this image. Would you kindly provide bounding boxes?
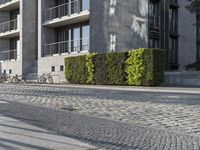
[38,73,53,84]
[0,73,12,83]
[12,74,26,84]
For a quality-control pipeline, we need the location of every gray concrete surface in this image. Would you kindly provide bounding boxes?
[0,98,200,150]
[0,84,200,138]
[0,100,96,150]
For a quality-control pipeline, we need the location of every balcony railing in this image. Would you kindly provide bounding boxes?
[0,49,17,61]
[0,0,12,5]
[0,19,18,33]
[43,38,89,56]
[44,0,83,22]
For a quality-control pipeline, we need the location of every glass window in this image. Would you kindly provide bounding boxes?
[71,0,79,14]
[82,0,90,11]
[51,66,55,72]
[82,25,89,51]
[60,66,64,71]
[72,27,80,52]
[197,13,200,61]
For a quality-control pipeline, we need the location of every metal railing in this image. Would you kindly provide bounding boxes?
[43,37,89,56]
[0,0,12,5]
[0,19,18,33]
[0,49,17,61]
[44,0,82,22]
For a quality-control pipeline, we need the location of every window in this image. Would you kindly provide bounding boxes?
[82,0,90,11]
[169,38,178,64]
[71,0,79,14]
[10,9,19,30]
[55,27,70,54]
[9,69,12,74]
[169,9,178,33]
[72,27,81,52]
[51,66,55,72]
[149,0,160,28]
[3,70,6,74]
[149,0,160,48]
[9,37,19,60]
[60,65,64,71]
[197,13,200,62]
[169,2,179,70]
[82,25,89,51]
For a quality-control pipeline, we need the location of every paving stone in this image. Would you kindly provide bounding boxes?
[0,84,200,139]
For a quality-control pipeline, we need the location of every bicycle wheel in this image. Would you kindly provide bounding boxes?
[38,77,46,84]
[48,77,53,84]
[12,77,20,83]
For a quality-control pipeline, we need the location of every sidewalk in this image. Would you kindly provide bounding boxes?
[0,101,96,150]
[26,83,200,94]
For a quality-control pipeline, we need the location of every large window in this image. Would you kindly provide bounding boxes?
[10,9,19,30]
[9,37,19,60]
[45,22,90,56]
[82,25,89,51]
[149,0,160,48]
[169,1,179,70]
[197,13,200,62]
[169,9,178,33]
[72,27,81,52]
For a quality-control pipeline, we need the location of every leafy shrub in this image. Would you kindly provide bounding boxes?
[126,49,145,85]
[65,48,164,86]
[65,55,87,84]
[93,53,108,85]
[86,53,96,84]
[106,52,127,85]
[126,48,164,86]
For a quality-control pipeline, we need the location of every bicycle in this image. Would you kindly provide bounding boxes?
[38,73,53,84]
[0,74,12,83]
[12,74,26,84]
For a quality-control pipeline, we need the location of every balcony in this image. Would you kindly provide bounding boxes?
[43,37,89,57]
[43,0,89,28]
[0,18,19,38]
[0,0,20,11]
[0,49,17,61]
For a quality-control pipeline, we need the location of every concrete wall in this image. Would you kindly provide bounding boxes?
[1,60,22,75]
[38,52,89,83]
[165,71,200,87]
[90,0,149,53]
[38,0,56,59]
[0,1,21,75]
[178,0,196,70]
[38,0,68,83]
[0,11,9,51]
[21,0,37,76]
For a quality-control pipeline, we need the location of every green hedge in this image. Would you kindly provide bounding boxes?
[107,52,127,85]
[65,55,87,84]
[65,48,165,86]
[126,48,164,86]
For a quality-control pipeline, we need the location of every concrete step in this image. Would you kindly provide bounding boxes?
[164,71,200,87]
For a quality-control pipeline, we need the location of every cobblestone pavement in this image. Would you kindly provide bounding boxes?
[0,84,200,138]
[1,100,200,150]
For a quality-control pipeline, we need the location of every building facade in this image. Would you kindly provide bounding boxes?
[0,0,197,83]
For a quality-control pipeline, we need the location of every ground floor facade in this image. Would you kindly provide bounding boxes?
[0,0,198,83]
